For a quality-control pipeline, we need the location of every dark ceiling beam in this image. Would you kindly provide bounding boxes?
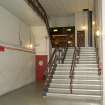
[25,0,50,34]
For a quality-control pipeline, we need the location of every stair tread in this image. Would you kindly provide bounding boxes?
[47,93,101,98]
[50,83,101,86]
[53,74,99,77]
[52,78,100,81]
[49,88,101,92]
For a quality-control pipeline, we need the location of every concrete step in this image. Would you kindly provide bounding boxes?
[73,89,101,95]
[56,67,98,71]
[79,57,96,60]
[79,58,96,60]
[51,79,100,85]
[50,83,69,88]
[74,75,99,80]
[55,70,98,75]
[73,79,101,85]
[51,79,70,84]
[80,55,96,57]
[55,71,70,75]
[48,88,70,94]
[76,64,98,67]
[75,66,98,69]
[65,56,73,58]
[65,58,96,61]
[48,88,101,95]
[80,47,96,50]
[80,51,96,54]
[53,75,69,79]
[57,64,71,67]
[64,61,72,64]
[72,84,101,90]
[79,61,97,64]
[53,74,99,80]
[47,93,101,101]
[56,68,70,71]
[50,83,101,90]
[80,54,96,56]
[80,47,95,49]
[64,60,97,64]
[74,70,98,75]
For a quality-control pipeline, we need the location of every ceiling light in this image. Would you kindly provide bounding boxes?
[26,44,33,49]
[67,28,72,32]
[96,30,100,37]
[92,21,95,25]
[68,41,72,44]
[82,26,87,30]
[53,29,58,32]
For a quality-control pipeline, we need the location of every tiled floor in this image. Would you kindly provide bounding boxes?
[0,82,101,105]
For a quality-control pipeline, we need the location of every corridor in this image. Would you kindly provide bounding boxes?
[0,83,100,105]
[0,0,104,105]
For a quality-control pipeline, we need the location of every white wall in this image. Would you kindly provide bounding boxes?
[49,15,75,27]
[31,26,49,55]
[75,12,88,47]
[0,50,35,96]
[95,0,103,104]
[0,5,35,95]
[102,0,105,103]
[95,0,103,63]
[0,6,34,48]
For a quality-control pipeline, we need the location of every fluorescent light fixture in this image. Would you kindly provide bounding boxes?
[53,29,58,32]
[68,41,72,44]
[67,28,72,32]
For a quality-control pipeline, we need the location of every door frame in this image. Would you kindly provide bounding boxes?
[77,31,85,47]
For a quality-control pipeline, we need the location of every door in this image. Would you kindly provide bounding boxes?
[36,55,47,81]
[77,31,85,47]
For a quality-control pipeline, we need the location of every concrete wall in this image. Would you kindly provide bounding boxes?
[31,26,50,55]
[95,0,103,64]
[0,5,36,95]
[102,0,105,104]
[49,15,75,27]
[102,0,105,103]
[94,0,103,104]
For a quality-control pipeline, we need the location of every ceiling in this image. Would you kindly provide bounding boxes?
[39,0,94,17]
[0,0,45,26]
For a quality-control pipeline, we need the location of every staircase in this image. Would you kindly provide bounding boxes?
[44,47,101,103]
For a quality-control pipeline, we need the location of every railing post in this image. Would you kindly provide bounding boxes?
[70,47,80,94]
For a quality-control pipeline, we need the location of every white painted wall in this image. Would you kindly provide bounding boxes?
[95,0,103,104]
[0,50,35,96]
[0,6,35,48]
[31,26,49,55]
[75,12,88,47]
[102,0,105,103]
[49,15,75,27]
[95,0,103,63]
[0,5,36,95]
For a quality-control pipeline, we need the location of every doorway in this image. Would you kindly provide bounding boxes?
[77,31,85,47]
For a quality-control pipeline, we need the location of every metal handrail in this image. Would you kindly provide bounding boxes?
[70,47,79,94]
[61,44,68,64]
[70,47,76,93]
[96,47,101,75]
[43,48,58,95]
[43,47,68,95]
[95,36,101,75]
